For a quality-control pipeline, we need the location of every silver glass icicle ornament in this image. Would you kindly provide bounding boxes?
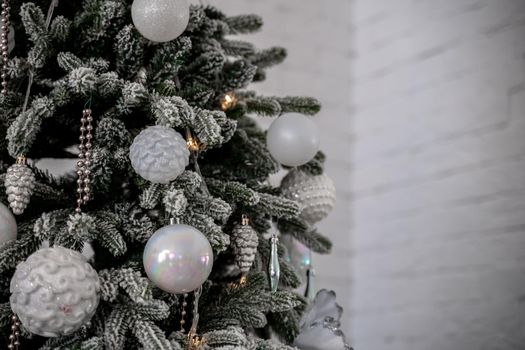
[281,169,336,226]
[269,233,280,292]
[5,157,36,215]
[231,215,259,280]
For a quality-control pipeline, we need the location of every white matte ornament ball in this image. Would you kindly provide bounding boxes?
[10,246,100,337]
[267,113,320,167]
[132,0,190,42]
[130,125,190,184]
[281,170,336,226]
[0,202,17,244]
[143,224,213,294]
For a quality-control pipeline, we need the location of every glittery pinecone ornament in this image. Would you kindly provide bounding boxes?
[281,169,336,226]
[5,157,36,215]
[231,215,259,277]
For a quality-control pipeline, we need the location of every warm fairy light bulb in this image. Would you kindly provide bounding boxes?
[220,92,238,111]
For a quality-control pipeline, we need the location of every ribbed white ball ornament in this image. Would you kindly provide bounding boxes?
[10,246,100,337]
[281,169,336,226]
[131,0,190,42]
[129,125,190,184]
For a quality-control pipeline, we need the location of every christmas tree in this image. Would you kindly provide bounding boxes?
[0,0,347,349]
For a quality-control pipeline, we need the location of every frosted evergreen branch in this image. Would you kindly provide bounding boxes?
[104,306,131,350]
[221,40,256,57]
[278,220,333,254]
[222,59,257,91]
[249,47,287,69]
[225,14,263,34]
[274,96,322,116]
[256,192,300,219]
[206,178,261,206]
[245,96,282,117]
[132,319,172,350]
[297,151,326,175]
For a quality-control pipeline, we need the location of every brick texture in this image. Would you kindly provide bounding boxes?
[350,1,525,349]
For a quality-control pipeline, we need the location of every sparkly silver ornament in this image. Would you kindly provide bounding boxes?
[231,215,259,277]
[5,157,36,215]
[129,125,190,184]
[294,290,353,350]
[10,246,100,337]
[131,0,189,42]
[281,169,336,226]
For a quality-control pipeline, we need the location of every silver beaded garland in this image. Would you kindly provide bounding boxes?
[8,314,20,350]
[76,108,94,213]
[1,0,10,95]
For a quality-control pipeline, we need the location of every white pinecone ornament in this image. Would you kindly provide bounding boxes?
[129,125,190,184]
[231,216,259,276]
[5,158,36,215]
[281,169,336,226]
[10,246,100,337]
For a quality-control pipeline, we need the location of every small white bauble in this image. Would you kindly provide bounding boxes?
[0,202,17,244]
[143,224,213,294]
[131,0,190,42]
[266,113,320,167]
[129,125,190,184]
[10,246,100,337]
[281,170,336,225]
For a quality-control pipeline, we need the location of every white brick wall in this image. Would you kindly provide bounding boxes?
[208,0,354,331]
[351,1,525,349]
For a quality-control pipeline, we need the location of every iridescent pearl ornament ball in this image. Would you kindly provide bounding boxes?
[10,247,100,337]
[131,0,190,42]
[0,202,17,244]
[266,113,320,167]
[143,224,214,294]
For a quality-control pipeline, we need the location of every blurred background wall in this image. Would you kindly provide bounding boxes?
[350,1,525,350]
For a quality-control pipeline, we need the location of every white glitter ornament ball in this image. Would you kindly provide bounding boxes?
[0,202,17,244]
[266,113,320,167]
[281,170,336,226]
[129,125,190,184]
[143,224,213,294]
[131,0,190,42]
[10,247,100,337]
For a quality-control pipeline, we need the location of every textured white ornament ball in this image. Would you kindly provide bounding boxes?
[281,170,336,225]
[10,246,100,337]
[0,202,17,245]
[129,125,190,184]
[143,224,213,294]
[131,0,190,42]
[267,113,320,167]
